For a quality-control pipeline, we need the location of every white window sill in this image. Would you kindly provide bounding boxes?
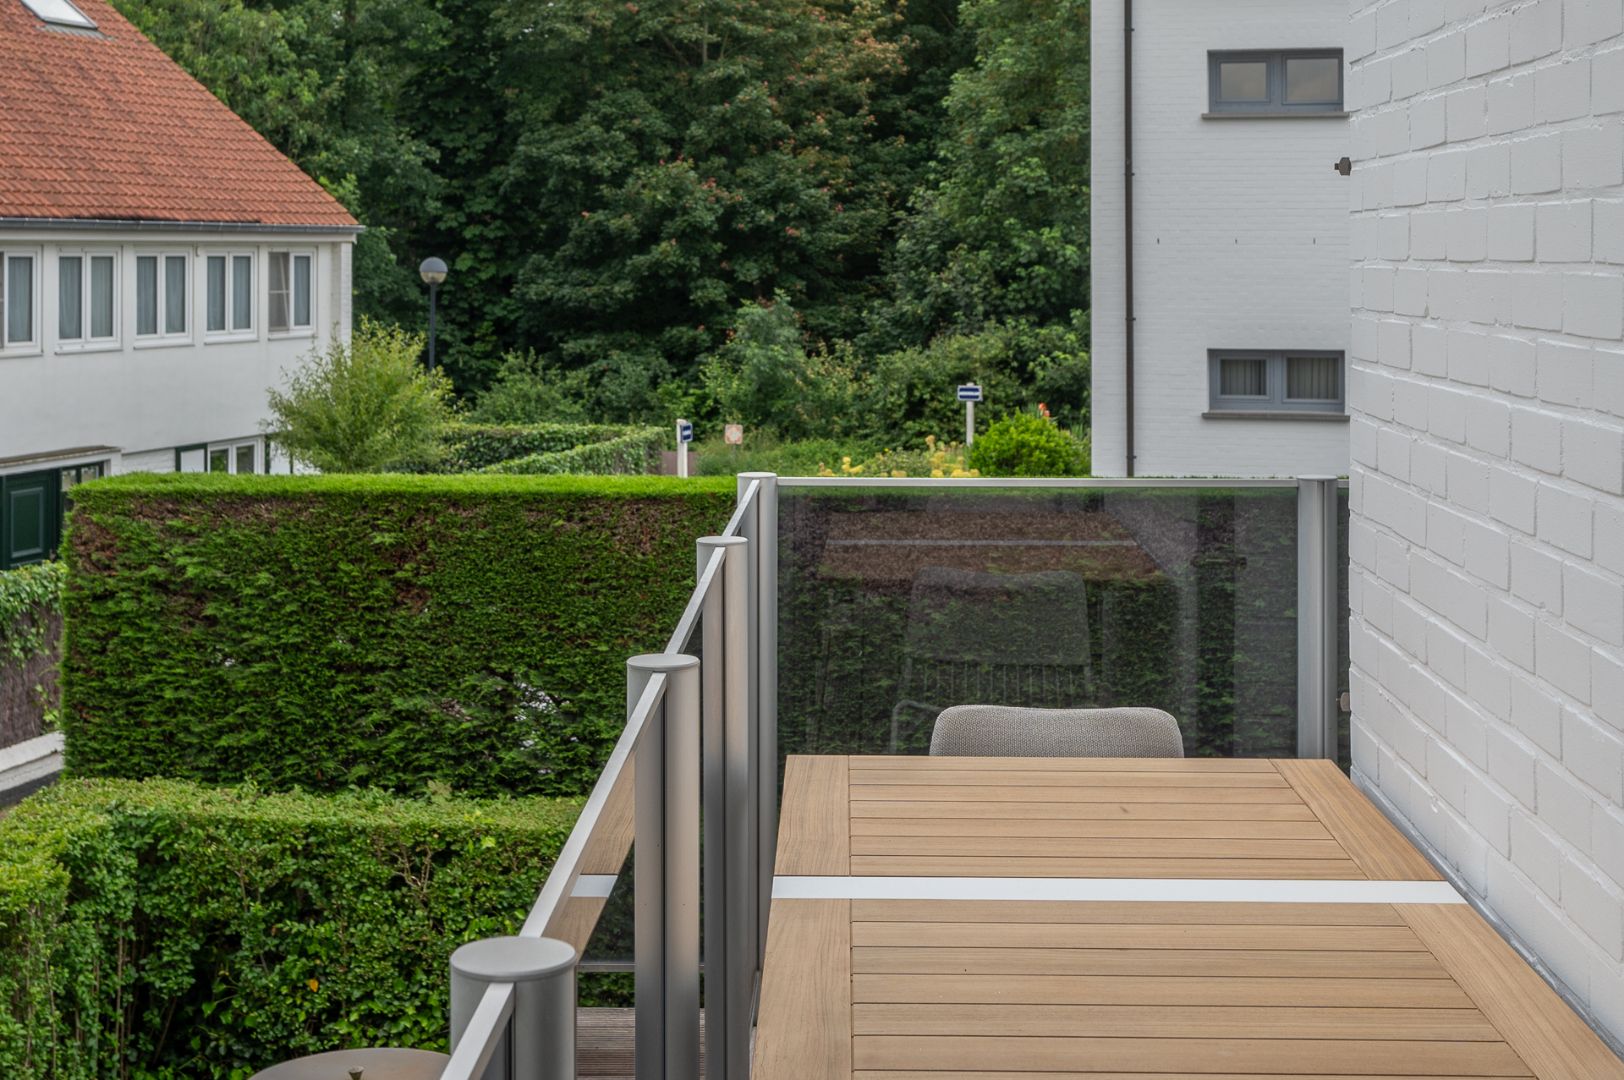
[1203,410,1349,422]
[1202,110,1349,120]
[0,346,44,359]
[204,332,258,345]
[134,335,194,350]
[56,341,122,355]
[268,328,316,341]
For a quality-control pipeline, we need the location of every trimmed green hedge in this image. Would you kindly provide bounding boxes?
[482,428,664,476]
[438,423,658,473]
[63,474,735,796]
[1,562,64,747]
[0,779,578,1080]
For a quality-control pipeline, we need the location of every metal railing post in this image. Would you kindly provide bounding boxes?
[450,937,577,1080]
[736,473,778,972]
[1296,476,1339,759]
[628,652,701,1080]
[697,536,752,1080]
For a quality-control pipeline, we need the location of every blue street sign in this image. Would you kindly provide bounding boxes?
[677,421,694,443]
[957,384,983,402]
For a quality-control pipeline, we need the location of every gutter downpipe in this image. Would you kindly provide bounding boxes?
[1124,0,1136,477]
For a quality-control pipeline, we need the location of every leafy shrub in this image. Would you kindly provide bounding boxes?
[267,319,456,473]
[966,411,1089,477]
[438,422,656,473]
[469,351,591,424]
[481,428,664,476]
[692,437,873,477]
[700,298,868,442]
[0,778,577,1080]
[62,473,735,797]
[1,562,64,746]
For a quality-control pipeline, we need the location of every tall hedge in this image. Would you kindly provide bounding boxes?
[1,562,64,748]
[0,778,577,1080]
[63,474,735,796]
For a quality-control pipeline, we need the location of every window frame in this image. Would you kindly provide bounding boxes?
[56,247,121,353]
[133,249,192,345]
[1207,349,1346,416]
[177,438,261,474]
[0,247,42,357]
[1207,50,1345,116]
[267,249,316,337]
[202,249,256,341]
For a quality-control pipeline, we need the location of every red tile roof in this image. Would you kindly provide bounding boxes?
[0,0,358,228]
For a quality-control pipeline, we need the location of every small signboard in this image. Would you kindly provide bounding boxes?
[724,424,744,446]
[677,420,694,444]
[957,383,983,402]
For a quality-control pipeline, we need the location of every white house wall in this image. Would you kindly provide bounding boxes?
[1346,0,1624,1046]
[1091,0,1352,476]
[0,228,352,470]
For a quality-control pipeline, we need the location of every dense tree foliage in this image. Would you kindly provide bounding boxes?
[116,0,1089,431]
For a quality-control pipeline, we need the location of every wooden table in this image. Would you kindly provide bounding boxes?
[754,755,1624,1080]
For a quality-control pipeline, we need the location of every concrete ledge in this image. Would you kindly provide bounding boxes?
[1202,410,1351,422]
[0,731,63,806]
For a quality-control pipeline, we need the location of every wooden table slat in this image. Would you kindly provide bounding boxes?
[1399,903,1624,1079]
[851,855,1369,878]
[850,945,1452,979]
[850,768,1291,788]
[775,755,849,875]
[850,921,1427,952]
[852,784,1305,804]
[848,755,1281,773]
[752,899,851,1079]
[852,972,1476,1008]
[851,800,1320,821]
[850,835,1351,860]
[850,900,1405,925]
[850,817,1336,839]
[1272,760,1441,881]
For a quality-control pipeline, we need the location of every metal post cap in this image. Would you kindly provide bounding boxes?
[626,653,700,673]
[697,535,748,547]
[449,935,576,982]
[247,1048,449,1080]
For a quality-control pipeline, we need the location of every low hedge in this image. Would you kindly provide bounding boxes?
[0,778,579,1080]
[438,423,657,473]
[1,562,64,747]
[481,428,665,476]
[63,474,736,796]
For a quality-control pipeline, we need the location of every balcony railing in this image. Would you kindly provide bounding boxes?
[437,473,1350,1080]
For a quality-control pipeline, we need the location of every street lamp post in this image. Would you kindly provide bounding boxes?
[418,257,448,370]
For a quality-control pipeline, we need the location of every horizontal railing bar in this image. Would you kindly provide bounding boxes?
[521,672,668,939]
[722,479,760,537]
[662,546,727,657]
[774,475,1306,489]
[440,980,515,1080]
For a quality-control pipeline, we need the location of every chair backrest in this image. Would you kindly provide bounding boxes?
[929,704,1185,758]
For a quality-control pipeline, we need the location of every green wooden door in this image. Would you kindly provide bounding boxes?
[1,471,58,569]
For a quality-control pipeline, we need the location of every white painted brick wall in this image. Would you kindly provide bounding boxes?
[1090,0,1350,476]
[1348,0,1624,1045]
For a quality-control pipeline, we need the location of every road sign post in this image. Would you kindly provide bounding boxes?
[676,419,694,478]
[957,384,983,446]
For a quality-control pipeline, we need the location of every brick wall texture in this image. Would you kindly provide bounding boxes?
[1346,0,1624,1042]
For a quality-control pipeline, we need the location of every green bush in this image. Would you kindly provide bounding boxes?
[0,778,578,1080]
[1,562,65,745]
[62,473,735,797]
[468,351,591,425]
[437,422,657,473]
[966,412,1089,477]
[482,428,664,476]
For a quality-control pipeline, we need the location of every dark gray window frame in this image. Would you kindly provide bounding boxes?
[1207,349,1346,416]
[1207,50,1345,116]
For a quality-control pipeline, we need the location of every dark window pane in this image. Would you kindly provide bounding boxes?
[90,255,114,339]
[136,256,158,336]
[208,448,230,473]
[232,255,252,330]
[207,256,226,332]
[1287,355,1341,401]
[235,444,256,474]
[165,256,187,334]
[58,256,82,340]
[1285,56,1340,104]
[268,252,289,331]
[6,256,33,345]
[1219,61,1269,101]
[1219,356,1268,397]
[293,254,311,327]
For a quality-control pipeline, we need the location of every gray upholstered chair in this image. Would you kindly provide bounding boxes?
[929,704,1185,758]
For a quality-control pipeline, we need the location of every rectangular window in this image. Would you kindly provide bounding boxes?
[269,251,314,333]
[1208,51,1344,115]
[205,251,253,336]
[1208,350,1345,414]
[58,250,117,347]
[3,253,37,348]
[182,439,259,474]
[136,252,189,338]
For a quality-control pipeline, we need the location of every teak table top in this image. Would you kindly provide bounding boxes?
[754,755,1624,1080]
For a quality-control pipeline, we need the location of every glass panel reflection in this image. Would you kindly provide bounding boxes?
[1219,61,1268,101]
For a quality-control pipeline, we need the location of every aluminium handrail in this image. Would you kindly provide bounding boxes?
[440,981,515,1080]
[663,546,728,658]
[774,475,1303,488]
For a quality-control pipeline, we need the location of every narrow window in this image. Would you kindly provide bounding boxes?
[136,255,158,336]
[208,447,230,473]
[58,256,82,340]
[3,254,33,346]
[268,252,291,332]
[165,255,187,334]
[207,255,227,332]
[231,255,252,331]
[235,443,256,474]
[89,255,114,339]
[293,254,312,327]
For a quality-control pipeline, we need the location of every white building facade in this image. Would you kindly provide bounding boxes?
[1345,0,1624,1048]
[1091,0,1353,477]
[0,0,359,567]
